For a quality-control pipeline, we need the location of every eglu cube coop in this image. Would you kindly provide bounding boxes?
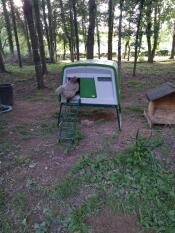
[58,60,121,142]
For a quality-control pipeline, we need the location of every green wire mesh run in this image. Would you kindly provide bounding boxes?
[58,103,80,143]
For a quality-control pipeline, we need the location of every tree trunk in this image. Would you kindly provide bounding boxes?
[16,8,32,56]
[133,0,144,76]
[123,40,129,59]
[72,0,80,60]
[96,21,101,59]
[151,5,160,62]
[9,0,22,67]
[146,3,160,63]
[59,0,73,61]
[23,0,45,89]
[0,37,5,56]
[86,0,97,59]
[69,1,75,62]
[170,21,175,59]
[118,0,124,74]
[127,45,130,61]
[108,0,114,60]
[146,3,152,63]
[24,17,32,56]
[138,29,143,56]
[0,50,6,73]
[82,19,87,52]
[46,0,55,63]
[33,0,48,74]
[53,10,57,54]
[63,39,66,60]
[42,0,51,60]
[1,0,14,55]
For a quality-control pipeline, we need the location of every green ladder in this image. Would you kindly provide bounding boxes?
[58,102,80,143]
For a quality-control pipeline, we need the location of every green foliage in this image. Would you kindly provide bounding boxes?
[62,207,88,233]
[52,177,81,200]
[34,209,57,233]
[12,155,32,167]
[13,192,27,211]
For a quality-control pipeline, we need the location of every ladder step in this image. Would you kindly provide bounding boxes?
[58,103,80,142]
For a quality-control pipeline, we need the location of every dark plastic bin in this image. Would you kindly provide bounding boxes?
[0,84,13,106]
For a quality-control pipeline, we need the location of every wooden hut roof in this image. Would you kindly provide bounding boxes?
[146,82,175,101]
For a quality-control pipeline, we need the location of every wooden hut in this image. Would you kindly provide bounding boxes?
[144,82,175,128]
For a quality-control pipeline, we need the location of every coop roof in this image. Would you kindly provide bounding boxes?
[63,59,118,71]
[146,82,175,101]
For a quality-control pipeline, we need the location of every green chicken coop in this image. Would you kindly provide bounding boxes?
[58,59,121,142]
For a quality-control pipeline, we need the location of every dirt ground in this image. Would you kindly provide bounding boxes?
[0,63,175,233]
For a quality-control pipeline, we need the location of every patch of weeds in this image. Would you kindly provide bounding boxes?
[13,192,27,217]
[74,127,85,141]
[0,141,20,158]
[12,155,32,167]
[127,79,146,88]
[60,128,85,154]
[58,133,175,233]
[12,125,33,140]
[124,104,144,114]
[61,207,88,233]
[52,177,81,200]
[40,121,56,135]
[34,209,59,233]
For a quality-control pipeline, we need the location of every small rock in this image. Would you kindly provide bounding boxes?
[29,163,37,168]
[81,119,94,127]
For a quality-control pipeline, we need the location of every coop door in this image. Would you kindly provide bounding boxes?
[80,78,97,98]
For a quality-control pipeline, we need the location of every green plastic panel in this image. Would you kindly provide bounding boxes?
[80,78,97,98]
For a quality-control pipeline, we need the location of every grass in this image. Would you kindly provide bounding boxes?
[12,155,32,167]
[27,90,51,102]
[123,60,175,78]
[0,141,20,158]
[52,177,81,200]
[50,133,175,233]
[127,79,146,88]
[124,104,144,114]
[12,125,34,140]
[40,121,57,135]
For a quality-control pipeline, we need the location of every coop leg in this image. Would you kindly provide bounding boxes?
[116,105,122,131]
[58,103,63,126]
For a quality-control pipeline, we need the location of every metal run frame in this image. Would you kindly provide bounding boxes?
[58,102,122,132]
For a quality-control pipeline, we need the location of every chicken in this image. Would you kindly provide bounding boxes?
[55,77,79,100]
